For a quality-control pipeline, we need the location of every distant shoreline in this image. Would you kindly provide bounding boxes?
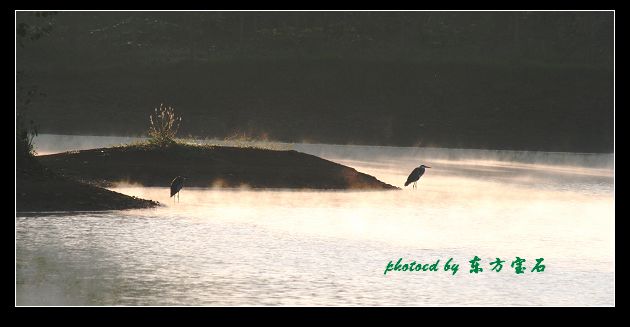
[33,133,616,156]
[23,60,614,154]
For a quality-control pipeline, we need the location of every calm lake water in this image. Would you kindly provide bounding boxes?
[16,134,614,306]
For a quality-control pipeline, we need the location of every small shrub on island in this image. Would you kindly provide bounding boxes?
[148,103,181,147]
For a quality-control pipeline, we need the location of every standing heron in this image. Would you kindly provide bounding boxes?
[170,176,186,203]
[404,165,431,189]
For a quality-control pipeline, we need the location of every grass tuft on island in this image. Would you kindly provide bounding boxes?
[16,156,160,213]
[38,141,399,190]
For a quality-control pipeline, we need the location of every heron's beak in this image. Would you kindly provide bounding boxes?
[426,166,431,168]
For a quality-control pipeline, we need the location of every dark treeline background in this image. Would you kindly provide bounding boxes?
[17,11,614,152]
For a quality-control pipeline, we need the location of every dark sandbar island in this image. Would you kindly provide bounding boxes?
[18,142,398,212]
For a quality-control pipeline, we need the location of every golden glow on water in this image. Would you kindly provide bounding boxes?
[18,136,614,306]
[111,162,613,272]
[112,153,614,275]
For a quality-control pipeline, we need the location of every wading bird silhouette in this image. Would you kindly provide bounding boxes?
[404,165,431,189]
[170,176,186,203]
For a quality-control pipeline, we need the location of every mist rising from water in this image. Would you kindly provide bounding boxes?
[19,134,615,305]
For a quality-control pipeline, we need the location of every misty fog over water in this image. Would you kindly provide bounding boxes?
[16,134,614,305]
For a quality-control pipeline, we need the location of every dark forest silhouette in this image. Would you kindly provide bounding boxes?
[17,11,614,152]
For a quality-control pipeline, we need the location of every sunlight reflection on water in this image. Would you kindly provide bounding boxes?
[17,135,614,306]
